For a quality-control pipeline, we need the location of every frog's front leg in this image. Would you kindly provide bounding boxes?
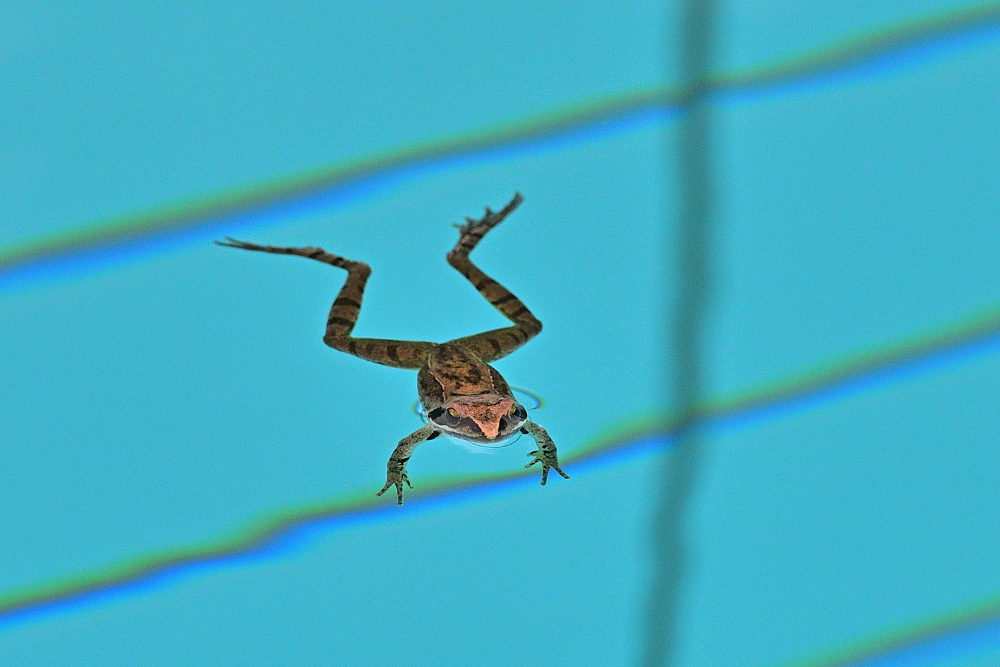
[376,423,441,506]
[521,421,570,485]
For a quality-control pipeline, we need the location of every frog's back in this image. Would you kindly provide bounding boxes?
[417,343,514,410]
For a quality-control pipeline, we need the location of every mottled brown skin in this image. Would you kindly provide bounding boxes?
[216,193,567,505]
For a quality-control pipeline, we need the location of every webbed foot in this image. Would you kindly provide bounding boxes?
[376,467,412,506]
[449,193,524,256]
[520,421,569,486]
[377,425,437,507]
[525,449,570,485]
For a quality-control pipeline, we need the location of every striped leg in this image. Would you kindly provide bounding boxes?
[444,193,543,363]
[216,238,435,369]
[376,424,440,505]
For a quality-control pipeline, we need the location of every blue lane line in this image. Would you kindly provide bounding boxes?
[3,9,1000,290]
[0,104,676,292]
[4,308,1000,644]
[850,614,1000,667]
[0,437,666,632]
[2,9,1000,666]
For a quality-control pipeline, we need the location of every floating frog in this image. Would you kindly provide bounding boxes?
[217,193,568,505]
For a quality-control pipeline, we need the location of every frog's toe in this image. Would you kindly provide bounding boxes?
[376,469,412,506]
[525,449,542,468]
[377,481,404,506]
[454,219,488,242]
[525,450,569,485]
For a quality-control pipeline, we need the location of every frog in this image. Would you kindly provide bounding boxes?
[216,193,568,505]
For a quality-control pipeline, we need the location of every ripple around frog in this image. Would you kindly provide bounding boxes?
[411,387,543,450]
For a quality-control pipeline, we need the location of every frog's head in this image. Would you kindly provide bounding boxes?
[427,394,528,443]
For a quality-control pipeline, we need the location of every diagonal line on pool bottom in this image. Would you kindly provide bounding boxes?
[2,3,1000,286]
[2,301,1000,636]
[783,592,1000,667]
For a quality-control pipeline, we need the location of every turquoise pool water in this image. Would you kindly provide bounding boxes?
[2,2,1000,666]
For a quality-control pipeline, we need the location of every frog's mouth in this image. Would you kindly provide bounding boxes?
[427,394,528,443]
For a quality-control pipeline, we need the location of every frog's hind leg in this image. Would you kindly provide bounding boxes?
[444,193,543,363]
[216,238,435,369]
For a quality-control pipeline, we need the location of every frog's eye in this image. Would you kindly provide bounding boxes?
[508,404,517,415]
[428,407,462,428]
